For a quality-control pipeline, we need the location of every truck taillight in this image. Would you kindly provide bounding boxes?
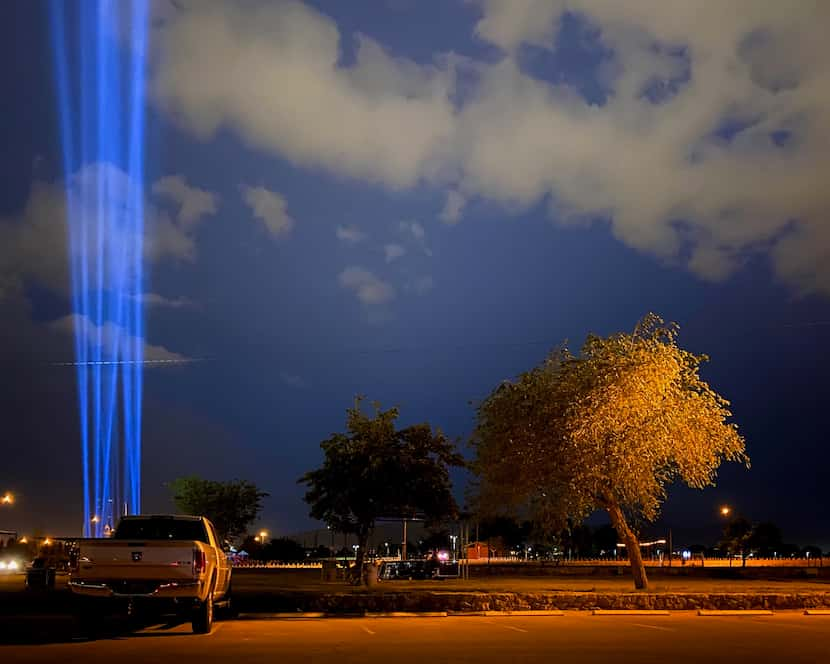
[193,549,206,576]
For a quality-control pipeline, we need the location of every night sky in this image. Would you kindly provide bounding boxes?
[1,1,829,550]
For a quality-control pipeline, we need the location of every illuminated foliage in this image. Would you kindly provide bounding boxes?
[472,314,748,589]
[299,397,464,581]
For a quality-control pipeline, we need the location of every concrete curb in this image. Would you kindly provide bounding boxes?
[698,610,773,616]
[483,610,564,616]
[592,610,671,616]
[238,612,326,619]
[365,612,447,618]
[804,610,830,615]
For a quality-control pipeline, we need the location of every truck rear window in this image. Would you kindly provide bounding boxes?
[112,518,209,543]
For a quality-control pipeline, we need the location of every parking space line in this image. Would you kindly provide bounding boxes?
[631,623,675,632]
[502,625,528,633]
[361,625,376,635]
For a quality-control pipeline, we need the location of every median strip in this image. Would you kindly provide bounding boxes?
[697,610,773,616]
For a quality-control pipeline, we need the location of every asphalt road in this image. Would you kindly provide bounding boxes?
[2,613,829,663]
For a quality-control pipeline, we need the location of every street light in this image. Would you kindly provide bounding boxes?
[1,493,13,505]
[720,505,731,517]
[91,515,100,524]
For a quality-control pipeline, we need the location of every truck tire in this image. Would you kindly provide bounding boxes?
[192,589,214,634]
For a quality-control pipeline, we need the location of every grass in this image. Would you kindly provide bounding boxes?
[232,570,830,595]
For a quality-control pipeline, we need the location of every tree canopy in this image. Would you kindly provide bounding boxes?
[472,314,748,588]
[299,397,465,579]
[169,476,269,543]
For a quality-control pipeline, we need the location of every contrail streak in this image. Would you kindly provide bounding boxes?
[49,358,208,367]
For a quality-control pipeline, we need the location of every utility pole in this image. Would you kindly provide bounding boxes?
[402,519,407,561]
[668,529,673,568]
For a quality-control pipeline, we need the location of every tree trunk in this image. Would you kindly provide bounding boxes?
[606,503,649,590]
[352,530,369,585]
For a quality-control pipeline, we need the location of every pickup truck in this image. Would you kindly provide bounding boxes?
[69,514,231,633]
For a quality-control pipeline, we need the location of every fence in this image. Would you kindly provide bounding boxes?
[463,556,825,569]
[230,556,825,569]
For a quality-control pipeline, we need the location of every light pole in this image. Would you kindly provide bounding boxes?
[1,492,13,505]
[719,505,739,567]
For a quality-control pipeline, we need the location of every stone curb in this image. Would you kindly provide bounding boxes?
[236,590,830,614]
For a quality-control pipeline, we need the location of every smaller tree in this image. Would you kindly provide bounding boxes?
[299,397,464,582]
[169,476,269,543]
[747,522,783,558]
[720,517,753,566]
[262,537,306,562]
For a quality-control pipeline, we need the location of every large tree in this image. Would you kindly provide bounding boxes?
[169,476,269,543]
[299,397,464,581]
[472,314,748,589]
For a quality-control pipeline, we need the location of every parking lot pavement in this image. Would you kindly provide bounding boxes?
[2,612,829,663]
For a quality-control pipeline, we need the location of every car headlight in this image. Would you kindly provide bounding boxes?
[8,560,19,571]
[0,561,6,570]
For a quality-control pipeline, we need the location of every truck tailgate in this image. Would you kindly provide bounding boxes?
[78,540,199,581]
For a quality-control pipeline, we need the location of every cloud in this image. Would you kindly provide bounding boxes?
[336,225,367,244]
[50,313,188,363]
[406,275,434,295]
[152,175,218,228]
[136,293,198,309]
[149,0,830,296]
[398,220,432,257]
[460,0,830,294]
[400,221,426,242]
[0,163,211,296]
[280,371,309,389]
[150,0,455,189]
[241,185,295,238]
[384,243,406,263]
[338,266,395,305]
[439,190,466,225]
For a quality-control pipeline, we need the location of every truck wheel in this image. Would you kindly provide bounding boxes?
[192,590,214,634]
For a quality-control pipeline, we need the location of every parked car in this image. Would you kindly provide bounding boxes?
[68,514,231,634]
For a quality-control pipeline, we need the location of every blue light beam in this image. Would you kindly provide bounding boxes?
[51,0,149,537]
